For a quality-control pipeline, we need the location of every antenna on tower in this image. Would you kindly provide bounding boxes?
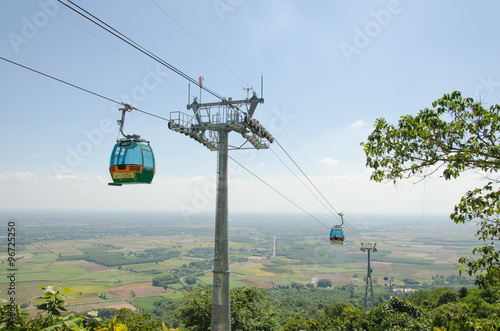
[198,76,204,103]
[243,86,253,99]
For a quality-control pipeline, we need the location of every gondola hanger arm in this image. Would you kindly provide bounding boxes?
[118,104,145,141]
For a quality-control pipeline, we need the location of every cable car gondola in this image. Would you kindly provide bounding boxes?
[108,104,155,186]
[330,213,345,245]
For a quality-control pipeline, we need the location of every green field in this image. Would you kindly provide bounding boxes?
[0,212,478,311]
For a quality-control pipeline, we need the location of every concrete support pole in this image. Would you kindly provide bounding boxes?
[211,129,230,331]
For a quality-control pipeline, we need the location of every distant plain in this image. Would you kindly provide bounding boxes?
[0,211,478,311]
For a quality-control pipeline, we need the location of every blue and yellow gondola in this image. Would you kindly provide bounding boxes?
[330,213,345,245]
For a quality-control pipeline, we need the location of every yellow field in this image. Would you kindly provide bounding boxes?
[239,266,275,277]
[64,284,109,297]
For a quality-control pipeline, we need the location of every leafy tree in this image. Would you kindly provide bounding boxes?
[335,305,369,330]
[152,274,179,289]
[0,285,180,331]
[324,302,350,318]
[433,289,459,308]
[111,308,160,331]
[316,279,332,288]
[411,287,460,309]
[362,91,500,288]
[36,285,71,317]
[174,287,211,330]
[458,286,468,299]
[282,315,324,331]
[96,313,128,331]
[175,286,280,330]
[0,285,103,330]
[368,296,430,330]
[184,276,197,285]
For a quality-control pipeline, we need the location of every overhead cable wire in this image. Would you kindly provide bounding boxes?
[57,0,225,101]
[261,104,343,219]
[261,108,369,242]
[35,0,187,96]
[34,0,148,74]
[269,147,336,215]
[279,119,345,211]
[6,1,368,243]
[0,56,170,122]
[228,155,330,230]
[0,56,121,106]
[272,140,370,242]
[273,137,342,219]
[259,146,370,243]
[1,57,369,242]
[149,0,248,87]
[16,1,366,242]
[3,51,358,241]
[343,216,369,243]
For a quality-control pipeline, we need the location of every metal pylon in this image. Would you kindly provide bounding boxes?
[360,243,377,311]
[169,93,273,331]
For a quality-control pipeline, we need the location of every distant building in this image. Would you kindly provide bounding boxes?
[393,288,416,296]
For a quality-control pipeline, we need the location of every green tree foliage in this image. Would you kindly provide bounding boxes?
[59,247,181,268]
[37,285,71,317]
[316,279,332,288]
[174,287,211,330]
[266,287,365,324]
[183,276,197,285]
[175,286,280,331]
[410,287,460,309]
[323,302,349,318]
[368,297,430,330]
[2,284,500,330]
[0,285,168,331]
[289,282,303,290]
[282,315,326,331]
[152,273,179,288]
[112,308,160,331]
[322,303,369,330]
[0,285,102,330]
[362,91,500,288]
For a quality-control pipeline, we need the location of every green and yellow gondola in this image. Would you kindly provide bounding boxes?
[109,140,155,186]
[108,104,155,186]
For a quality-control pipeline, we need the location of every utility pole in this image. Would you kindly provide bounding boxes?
[273,235,276,258]
[169,90,273,331]
[360,243,377,311]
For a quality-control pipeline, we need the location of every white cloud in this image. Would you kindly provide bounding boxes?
[190,176,210,184]
[51,175,81,181]
[351,120,367,128]
[0,172,38,181]
[321,158,340,165]
[229,178,249,187]
[96,176,109,185]
[324,168,371,184]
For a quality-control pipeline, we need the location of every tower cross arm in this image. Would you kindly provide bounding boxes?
[187,97,264,109]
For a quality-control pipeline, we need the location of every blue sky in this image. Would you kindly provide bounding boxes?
[1,0,499,223]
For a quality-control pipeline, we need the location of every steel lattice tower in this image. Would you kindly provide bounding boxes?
[360,243,377,311]
[169,92,273,331]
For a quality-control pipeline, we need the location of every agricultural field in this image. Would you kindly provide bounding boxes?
[0,211,478,312]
